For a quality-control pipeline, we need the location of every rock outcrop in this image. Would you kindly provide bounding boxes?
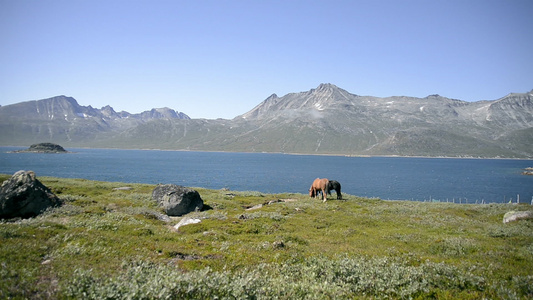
[0,170,61,219]
[522,167,533,175]
[503,211,533,223]
[152,184,203,216]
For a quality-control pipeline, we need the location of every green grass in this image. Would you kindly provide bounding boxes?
[1,174,532,299]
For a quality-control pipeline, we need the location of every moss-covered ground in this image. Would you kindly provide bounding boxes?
[1,174,532,299]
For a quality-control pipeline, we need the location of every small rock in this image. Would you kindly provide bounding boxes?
[267,199,282,205]
[272,241,285,249]
[174,218,202,230]
[245,204,263,211]
[503,211,533,223]
[113,187,133,191]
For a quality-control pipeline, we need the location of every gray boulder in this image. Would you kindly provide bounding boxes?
[0,170,61,219]
[503,211,533,223]
[152,184,203,216]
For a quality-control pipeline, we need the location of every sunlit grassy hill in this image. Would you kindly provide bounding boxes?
[1,175,532,299]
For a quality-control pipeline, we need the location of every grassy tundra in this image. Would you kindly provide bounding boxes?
[1,175,532,299]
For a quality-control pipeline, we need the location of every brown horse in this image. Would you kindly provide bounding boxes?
[309,178,329,202]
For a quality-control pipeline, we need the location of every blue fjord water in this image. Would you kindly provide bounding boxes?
[1,147,531,204]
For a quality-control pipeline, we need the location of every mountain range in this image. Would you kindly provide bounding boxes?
[1,84,532,158]
[0,95,189,145]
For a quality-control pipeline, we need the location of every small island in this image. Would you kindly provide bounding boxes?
[13,143,69,153]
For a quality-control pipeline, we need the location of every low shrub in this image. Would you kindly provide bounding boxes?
[62,255,487,299]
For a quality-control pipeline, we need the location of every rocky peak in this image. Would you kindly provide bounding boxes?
[297,83,357,112]
[308,83,343,97]
[238,83,359,119]
[485,91,533,127]
[238,93,282,119]
[489,92,533,111]
[310,83,356,100]
[315,83,338,92]
[36,95,82,119]
[100,105,118,118]
[266,93,279,101]
[136,108,190,120]
[261,93,281,107]
[46,95,78,106]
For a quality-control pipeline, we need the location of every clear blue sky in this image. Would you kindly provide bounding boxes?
[1,0,532,119]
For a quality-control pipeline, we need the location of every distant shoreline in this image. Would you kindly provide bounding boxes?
[1,145,531,160]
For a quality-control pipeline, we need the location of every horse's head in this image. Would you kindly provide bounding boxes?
[309,188,315,197]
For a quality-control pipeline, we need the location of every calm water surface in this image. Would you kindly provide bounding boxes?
[1,147,531,204]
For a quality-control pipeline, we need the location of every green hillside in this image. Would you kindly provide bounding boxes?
[1,175,532,299]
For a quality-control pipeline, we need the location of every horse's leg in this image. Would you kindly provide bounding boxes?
[322,188,327,202]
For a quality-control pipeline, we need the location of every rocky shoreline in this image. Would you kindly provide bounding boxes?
[522,167,533,175]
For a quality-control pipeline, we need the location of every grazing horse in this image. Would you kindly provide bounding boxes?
[327,180,342,200]
[309,178,329,202]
